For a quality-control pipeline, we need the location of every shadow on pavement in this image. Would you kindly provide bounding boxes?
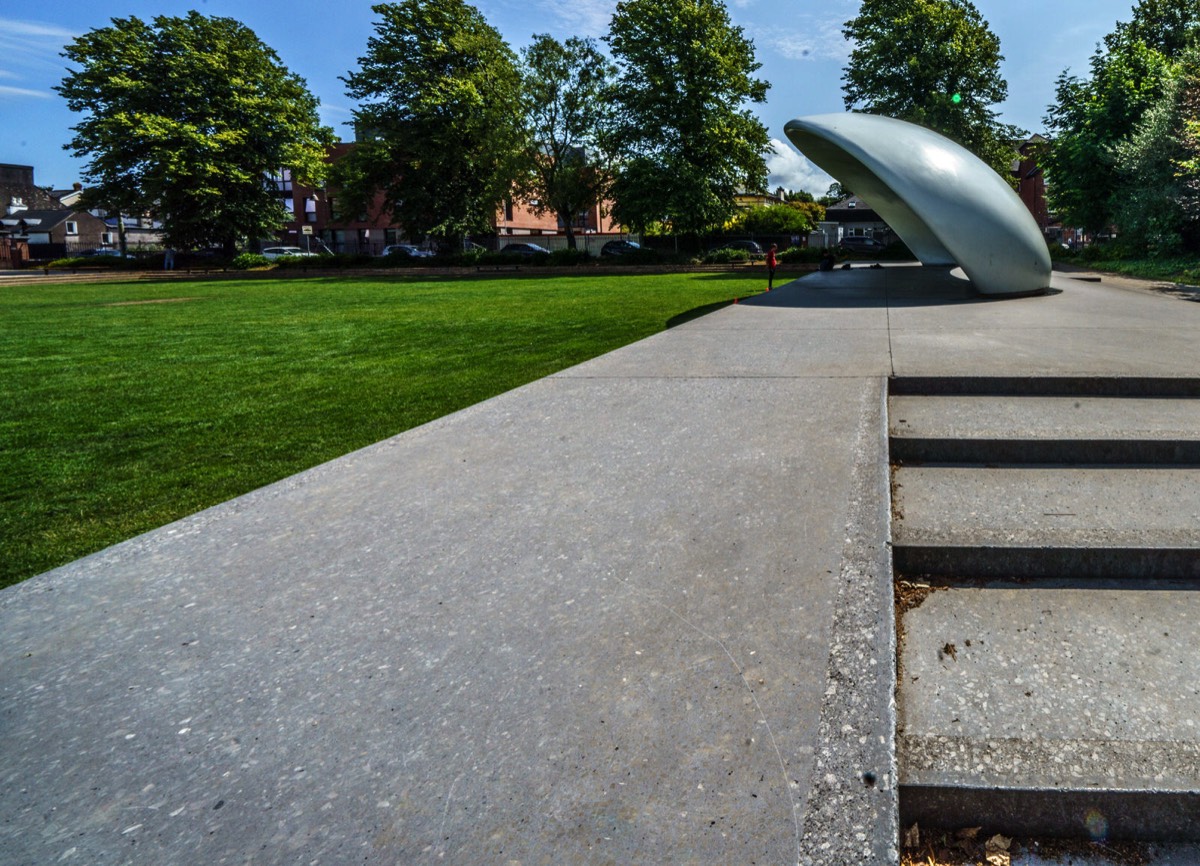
[739,263,1060,309]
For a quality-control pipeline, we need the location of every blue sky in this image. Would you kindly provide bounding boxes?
[2,0,1139,193]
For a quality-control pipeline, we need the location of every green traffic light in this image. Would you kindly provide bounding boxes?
[951,92,962,104]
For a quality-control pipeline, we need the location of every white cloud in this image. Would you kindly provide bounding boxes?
[765,138,834,195]
[766,16,852,63]
[0,18,76,40]
[537,0,614,37]
[0,17,76,75]
[0,85,53,100]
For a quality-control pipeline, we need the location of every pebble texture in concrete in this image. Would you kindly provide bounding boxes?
[898,582,1200,841]
[891,395,1200,442]
[900,583,1200,782]
[893,466,1200,549]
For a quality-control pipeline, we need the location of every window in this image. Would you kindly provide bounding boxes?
[101,232,114,245]
[267,169,292,193]
[504,199,514,221]
[65,221,78,236]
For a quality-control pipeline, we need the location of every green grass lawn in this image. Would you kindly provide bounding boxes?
[1081,255,1200,286]
[1,271,768,587]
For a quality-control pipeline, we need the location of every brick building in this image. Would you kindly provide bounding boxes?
[271,144,623,254]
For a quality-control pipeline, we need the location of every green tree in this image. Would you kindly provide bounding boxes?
[58,12,333,255]
[516,35,616,250]
[1043,0,1200,235]
[604,0,771,239]
[1112,45,1200,254]
[841,0,1022,176]
[336,0,525,245]
[1179,61,1200,230]
[822,182,851,205]
[727,203,818,235]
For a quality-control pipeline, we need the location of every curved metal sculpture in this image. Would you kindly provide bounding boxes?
[784,113,1051,296]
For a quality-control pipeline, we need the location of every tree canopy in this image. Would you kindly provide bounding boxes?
[841,0,1022,176]
[1043,0,1200,239]
[335,0,526,244]
[516,35,616,249]
[604,0,771,238]
[727,202,822,236]
[1110,45,1200,254]
[57,12,334,254]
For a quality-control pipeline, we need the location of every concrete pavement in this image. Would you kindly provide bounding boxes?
[4,264,1200,864]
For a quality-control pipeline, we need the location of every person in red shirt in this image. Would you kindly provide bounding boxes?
[766,243,778,291]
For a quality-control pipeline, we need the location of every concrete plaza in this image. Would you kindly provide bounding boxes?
[3,264,1200,864]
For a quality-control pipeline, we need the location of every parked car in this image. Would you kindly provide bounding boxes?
[381,244,434,258]
[600,239,642,257]
[498,242,551,257]
[837,236,886,254]
[261,246,318,260]
[78,247,134,258]
[710,240,764,258]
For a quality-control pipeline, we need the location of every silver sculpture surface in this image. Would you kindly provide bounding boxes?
[784,112,1051,296]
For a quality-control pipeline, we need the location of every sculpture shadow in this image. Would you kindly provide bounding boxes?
[736,264,1059,310]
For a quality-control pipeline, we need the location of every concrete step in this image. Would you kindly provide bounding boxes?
[890,382,1200,842]
[892,465,1200,579]
[897,580,1200,840]
[890,395,1200,464]
[890,376,1200,398]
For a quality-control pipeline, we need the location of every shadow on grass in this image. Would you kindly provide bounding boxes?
[666,299,735,328]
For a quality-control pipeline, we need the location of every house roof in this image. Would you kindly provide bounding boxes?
[51,188,86,206]
[824,195,884,223]
[826,195,870,211]
[0,208,87,229]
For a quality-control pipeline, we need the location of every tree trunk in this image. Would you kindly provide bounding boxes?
[564,222,577,250]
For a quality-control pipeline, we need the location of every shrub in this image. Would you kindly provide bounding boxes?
[475,251,551,266]
[1079,243,1119,264]
[47,255,130,269]
[779,246,823,264]
[230,252,271,270]
[274,254,328,269]
[704,247,750,264]
[548,248,591,266]
[601,247,657,266]
[441,248,485,267]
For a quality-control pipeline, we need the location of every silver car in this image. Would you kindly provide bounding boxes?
[381,244,434,258]
[262,246,318,260]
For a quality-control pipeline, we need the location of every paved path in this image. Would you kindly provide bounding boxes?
[4,265,1200,865]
